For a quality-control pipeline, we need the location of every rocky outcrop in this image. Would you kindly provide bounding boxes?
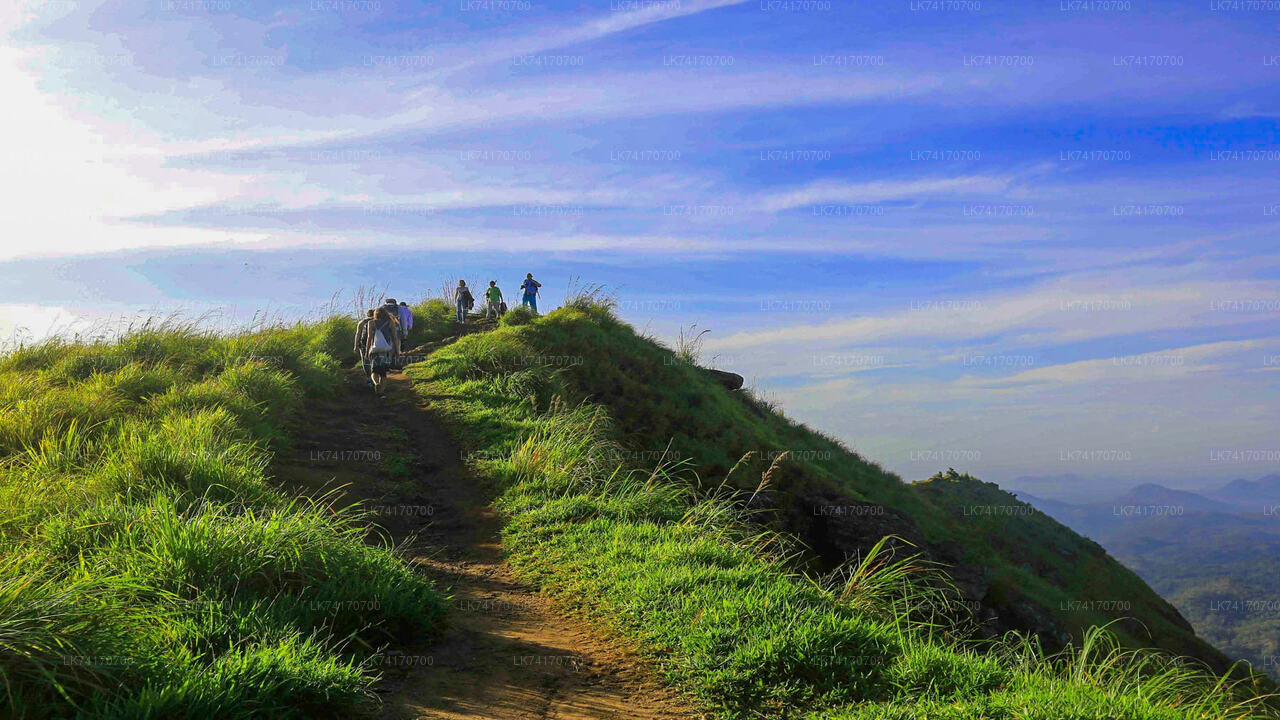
[705,368,744,390]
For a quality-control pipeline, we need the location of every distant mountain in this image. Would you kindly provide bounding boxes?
[1111,483,1237,514]
[1209,474,1280,509]
[1017,483,1239,540]
[1010,475,1280,679]
[1015,492,1110,539]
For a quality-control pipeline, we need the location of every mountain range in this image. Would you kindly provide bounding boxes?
[1011,474,1280,678]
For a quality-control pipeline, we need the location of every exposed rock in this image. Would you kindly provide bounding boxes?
[706,368,744,390]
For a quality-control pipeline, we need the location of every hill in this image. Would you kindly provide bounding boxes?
[404,294,1275,718]
[0,315,447,718]
[1211,474,1280,508]
[417,295,1231,667]
[2,296,1274,719]
[1017,479,1280,681]
[1111,483,1238,514]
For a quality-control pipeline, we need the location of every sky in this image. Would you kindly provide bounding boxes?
[1,0,1278,495]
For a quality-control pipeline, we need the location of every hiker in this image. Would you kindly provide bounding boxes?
[365,306,401,394]
[484,280,504,320]
[353,309,375,387]
[454,280,473,324]
[382,298,408,368]
[398,301,414,342]
[383,299,405,336]
[520,273,541,313]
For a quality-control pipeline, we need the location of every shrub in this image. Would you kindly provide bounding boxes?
[409,299,456,344]
[499,305,534,327]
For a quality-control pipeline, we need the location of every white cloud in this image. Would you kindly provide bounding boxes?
[0,46,272,260]
[758,175,1013,212]
[430,0,752,77]
[705,275,1280,354]
[973,338,1266,388]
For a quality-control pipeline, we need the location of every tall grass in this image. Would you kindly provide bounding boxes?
[0,315,445,718]
[407,297,1278,720]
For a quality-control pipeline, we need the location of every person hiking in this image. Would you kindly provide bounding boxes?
[353,309,375,387]
[382,298,408,369]
[365,306,401,394]
[383,298,402,333]
[454,280,473,324]
[520,273,541,313]
[398,301,414,341]
[484,281,504,320]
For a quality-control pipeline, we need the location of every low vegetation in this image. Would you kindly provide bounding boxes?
[0,310,446,719]
[4,291,1274,718]
[407,295,1277,719]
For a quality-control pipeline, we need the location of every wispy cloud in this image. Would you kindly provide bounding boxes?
[758,175,1013,212]
[6,0,1280,484]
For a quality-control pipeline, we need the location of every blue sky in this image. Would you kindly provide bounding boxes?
[1,0,1278,493]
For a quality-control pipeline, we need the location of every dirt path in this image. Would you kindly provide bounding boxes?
[274,353,694,720]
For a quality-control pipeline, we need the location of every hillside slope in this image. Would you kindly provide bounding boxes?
[275,360,691,719]
[0,317,447,718]
[444,298,1231,670]
[405,296,1274,718]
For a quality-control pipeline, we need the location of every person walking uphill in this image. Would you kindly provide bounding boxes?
[354,309,375,387]
[484,281,504,320]
[520,273,541,313]
[383,298,412,343]
[398,301,413,340]
[454,280,473,324]
[365,306,401,394]
[382,298,408,368]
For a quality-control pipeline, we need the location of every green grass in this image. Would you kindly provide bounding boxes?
[5,295,1273,718]
[406,297,1277,719]
[499,305,535,327]
[0,316,446,719]
[419,292,1244,669]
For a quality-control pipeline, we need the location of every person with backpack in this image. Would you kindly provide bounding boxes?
[398,301,414,341]
[365,306,401,394]
[354,309,375,387]
[454,280,473,324]
[383,298,404,333]
[382,298,405,366]
[520,273,541,313]
[484,281,504,320]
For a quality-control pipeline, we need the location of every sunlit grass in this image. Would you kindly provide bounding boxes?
[408,297,1278,720]
[0,314,446,719]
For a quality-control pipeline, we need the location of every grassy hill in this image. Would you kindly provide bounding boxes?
[420,294,1232,666]
[409,294,1275,718]
[2,294,1275,719]
[0,316,445,718]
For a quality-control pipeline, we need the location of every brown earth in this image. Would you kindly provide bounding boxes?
[273,350,696,720]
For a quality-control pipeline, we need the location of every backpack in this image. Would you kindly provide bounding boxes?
[370,323,393,354]
[462,289,474,310]
[499,301,507,315]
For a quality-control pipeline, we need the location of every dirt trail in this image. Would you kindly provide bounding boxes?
[274,349,694,720]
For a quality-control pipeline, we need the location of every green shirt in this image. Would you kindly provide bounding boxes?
[485,286,502,302]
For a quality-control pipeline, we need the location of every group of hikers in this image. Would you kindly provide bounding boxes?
[452,273,542,323]
[353,274,542,394]
[353,297,413,393]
